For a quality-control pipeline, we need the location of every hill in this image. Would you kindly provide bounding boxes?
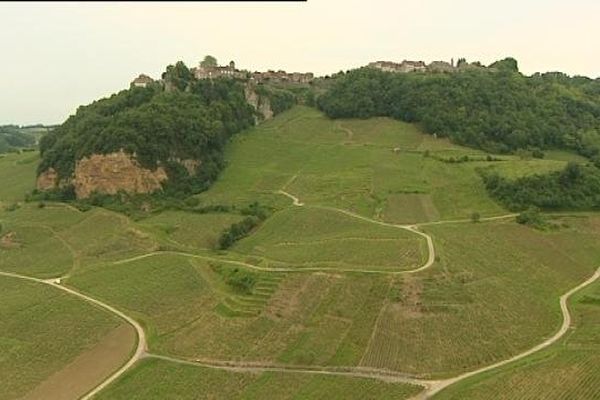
[1,106,600,399]
[35,61,297,200]
[318,63,600,164]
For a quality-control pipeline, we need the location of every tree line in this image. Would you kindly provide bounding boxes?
[481,162,600,211]
[317,60,600,164]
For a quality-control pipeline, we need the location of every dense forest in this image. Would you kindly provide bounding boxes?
[318,59,600,164]
[38,61,297,196]
[482,162,600,211]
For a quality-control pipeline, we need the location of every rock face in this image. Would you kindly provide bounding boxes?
[73,150,168,198]
[35,151,205,199]
[244,85,274,122]
[36,168,60,191]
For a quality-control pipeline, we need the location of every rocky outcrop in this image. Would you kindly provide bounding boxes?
[73,150,168,198]
[36,151,205,199]
[36,168,60,191]
[244,85,273,122]
[170,158,200,176]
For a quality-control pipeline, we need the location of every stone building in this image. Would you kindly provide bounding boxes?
[427,61,455,72]
[369,59,460,74]
[368,60,427,73]
[131,74,154,88]
[192,60,246,80]
[250,70,313,84]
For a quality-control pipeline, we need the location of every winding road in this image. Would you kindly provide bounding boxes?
[3,190,599,399]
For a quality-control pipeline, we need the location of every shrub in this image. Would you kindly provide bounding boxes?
[516,207,545,227]
[218,216,260,249]
[224,268,257,294]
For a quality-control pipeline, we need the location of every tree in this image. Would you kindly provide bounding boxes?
[489,57,519,73]
[200,55,218,68]
[162,61,193,92]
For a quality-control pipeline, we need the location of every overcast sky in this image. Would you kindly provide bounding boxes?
[2,0,599,125]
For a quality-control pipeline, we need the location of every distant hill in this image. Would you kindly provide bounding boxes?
[0,124,50,154]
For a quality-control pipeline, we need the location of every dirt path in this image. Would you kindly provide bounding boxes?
[146,353,427,386]
[336,121,354,141]
[0,271,147,400]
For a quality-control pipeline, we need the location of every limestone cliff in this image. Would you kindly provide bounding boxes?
[35,150,208,199]
[244,85,274,122]
[36,168,60,191]
[73,151,168,198]
[37,150,170,199]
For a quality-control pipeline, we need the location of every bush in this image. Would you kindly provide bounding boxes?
[224,268,257,294]
[471,212,481,223]
[481,163,600,211]
[516,207,545,228]
[218,216,260,249]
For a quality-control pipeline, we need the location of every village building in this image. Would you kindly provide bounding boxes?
[368,60,428,73]
[131,74,154,88]
[250,70,313,84]
[427,60,455,72]
[369,59,459,74]
[192,60,247,80]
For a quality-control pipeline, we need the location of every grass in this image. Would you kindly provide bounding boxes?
[0,204,157,278]
[96,358,421,400]
[65,216,600,379]
[0,152,38,203]
[138,210,244,251]
[0,277,122,400]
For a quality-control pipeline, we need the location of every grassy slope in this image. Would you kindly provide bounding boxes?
[360,216,600,377]
[0,277,122,400]
[66,253,393,366]
[0,152,38,203]
[232,206,425,271]
[3,106,600,398]
[197,106,509,223]
[0,204,157,278]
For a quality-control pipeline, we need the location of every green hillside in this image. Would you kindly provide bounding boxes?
[2,106,600,399]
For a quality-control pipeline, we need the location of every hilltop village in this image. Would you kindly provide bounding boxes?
[131,57,469,88]
[132,59,315,88]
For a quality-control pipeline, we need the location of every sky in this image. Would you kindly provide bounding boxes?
[1,0,599,125]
